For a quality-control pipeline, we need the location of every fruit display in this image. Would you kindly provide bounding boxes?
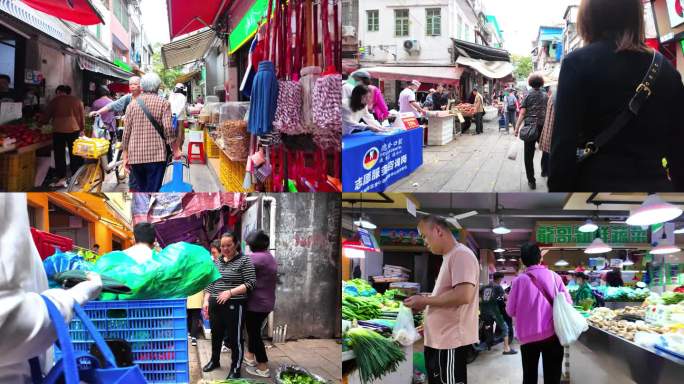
[454,103,476,117]
[0,123,51,149]
[588,307,665,342]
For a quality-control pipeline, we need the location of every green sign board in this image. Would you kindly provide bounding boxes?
[536,223,649,245]
[113,58,132,73]
[228,0,273,54]
[379,228,459,246]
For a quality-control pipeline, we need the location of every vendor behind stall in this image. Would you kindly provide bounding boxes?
[342,85,385,135]
[431,84,449,111]
[399,80,425,118]
[573,272,595,308]
[0,74,13,101]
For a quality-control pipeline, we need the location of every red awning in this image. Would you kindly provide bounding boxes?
[166,0,233,39]
[20,0,104,25]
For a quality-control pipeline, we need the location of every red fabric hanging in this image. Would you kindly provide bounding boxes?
[166,0,231,38]
[21,0,104,25]
[312,2,319,67]
[321,0,335,74]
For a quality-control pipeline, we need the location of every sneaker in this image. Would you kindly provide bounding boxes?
[503,349,518,355]
[528,181,536,190]
[191,337,197,346]
[221,345,229,353]
[246,366,271,378]
[243,357,257,367]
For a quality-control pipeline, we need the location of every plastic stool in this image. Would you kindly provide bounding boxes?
[188,142,205,164]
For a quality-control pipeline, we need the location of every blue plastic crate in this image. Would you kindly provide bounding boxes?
[55,299,189,383]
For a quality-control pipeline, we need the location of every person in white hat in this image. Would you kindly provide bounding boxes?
[169,83,189,149]
[399,80,425,117]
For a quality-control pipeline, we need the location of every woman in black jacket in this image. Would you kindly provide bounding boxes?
[548,0,684,192]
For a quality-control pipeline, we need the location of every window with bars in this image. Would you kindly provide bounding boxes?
[426,8,441,36]
[367,10,379,32]
[395,9,409,37]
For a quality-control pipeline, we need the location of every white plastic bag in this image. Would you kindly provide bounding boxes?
[392,304,421,346]
[91,116,106,139]
[552,279,588,346]
[506,138,520,160]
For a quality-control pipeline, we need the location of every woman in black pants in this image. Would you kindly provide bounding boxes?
[243,230,278,378]
[202,232,256,379]
[514,74,548,190]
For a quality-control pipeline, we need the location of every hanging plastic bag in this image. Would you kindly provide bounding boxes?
[506,138,520,161]
[43,249,93,288]
[392,304,421,346]
[91,115,106,139]
[553,284,589,346]
[92,242,220,300]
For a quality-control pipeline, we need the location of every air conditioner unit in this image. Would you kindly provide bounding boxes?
[403,39,420,54]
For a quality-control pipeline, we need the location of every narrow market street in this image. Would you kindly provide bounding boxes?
[387,119,547,193]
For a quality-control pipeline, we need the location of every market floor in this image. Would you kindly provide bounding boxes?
[193,337,342,383]
[414,339,637,384]
[387,117,549,193]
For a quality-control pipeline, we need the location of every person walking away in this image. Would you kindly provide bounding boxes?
[404,215,479,384]
[0,194,103,383]
[480,272,517,355]
[399,80,426,118]
[122,73,180,192]
[368,84,389,121]
[505,90,518,129]
[169,83,189,150]
[507,243,571,384]
[202,232,257,379]
[187,289,203,346]
[342,85,385,135]
[472,88,485,135]
[40,85,85,188]
[514,73,548,190]
[431,84,449,111]
[243,230,278,378]
[549,0,684,191]
[423,89,435,110]
[540,86,555,178]
[89,76,142,191]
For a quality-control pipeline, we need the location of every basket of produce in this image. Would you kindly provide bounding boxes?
[72,137,110,159]
[275,365,328,384]
[454,103,476,117]
[344,327,405,384]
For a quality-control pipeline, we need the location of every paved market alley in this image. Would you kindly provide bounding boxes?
[192,337,342,383]
[387,117,548,193]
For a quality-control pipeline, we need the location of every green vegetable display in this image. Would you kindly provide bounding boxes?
[342,294,383,320]
[280,372,326,384]
[346,327,406,384]
[662,292,684,305]
[347,279,375,292]
[593,286,651,302]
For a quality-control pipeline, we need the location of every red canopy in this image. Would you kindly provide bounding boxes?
[166,0,233,39]
[20,0,104,25]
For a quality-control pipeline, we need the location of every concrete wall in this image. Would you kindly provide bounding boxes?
[38,41,81,99]
[265,193,341,339]
[358,0,476,65]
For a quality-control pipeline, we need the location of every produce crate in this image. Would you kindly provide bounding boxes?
[73,137,110,159]
[205,129,220,158]
[219,151,250,192]
[56,299,189,383]
[0,150,36,191]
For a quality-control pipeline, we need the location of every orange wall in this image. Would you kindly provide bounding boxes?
[27,193,49,230]
[94,221,113,254]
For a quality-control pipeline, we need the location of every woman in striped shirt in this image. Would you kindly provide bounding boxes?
[202,232,256,379]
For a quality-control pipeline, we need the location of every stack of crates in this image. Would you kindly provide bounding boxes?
[219,151,249,192]
[57,299,189,383]
[204,128,220,158]
[0,151,36,191]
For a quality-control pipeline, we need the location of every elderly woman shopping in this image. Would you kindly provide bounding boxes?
[121,73,181,192]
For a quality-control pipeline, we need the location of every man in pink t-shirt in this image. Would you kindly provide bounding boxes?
[404,215,479,384]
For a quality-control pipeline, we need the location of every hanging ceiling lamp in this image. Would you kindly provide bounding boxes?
[650,231,681,255]
[579,219,598,233]
[585,236,612,254]
[674,227,684,234]
[494,236,505,253]
[555,259,569,266]
[353,195,377,229]
[492,218,511,235]
[626,194,682,226]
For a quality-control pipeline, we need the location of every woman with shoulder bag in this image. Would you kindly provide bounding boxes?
[506,243,572,384]
[514,73,548,190]
[549,0,684,192]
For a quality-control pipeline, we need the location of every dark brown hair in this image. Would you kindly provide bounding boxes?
[577,0,649,52]
[350,85,370,112]
[528,73,545,89]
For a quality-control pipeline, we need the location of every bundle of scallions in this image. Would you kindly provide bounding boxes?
[346,327,406,384]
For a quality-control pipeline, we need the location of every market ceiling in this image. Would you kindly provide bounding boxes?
[342,193,684,251]
[166,0,251,39]
[20,0,105,25]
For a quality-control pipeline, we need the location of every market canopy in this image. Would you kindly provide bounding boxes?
[161,28,217,69]
[452,39,511,62]
[76,51,133,81]
[166,0,232,39]
[175,69,202,84]
[20,0,105,25]
[363,66,465,84]
[456,56,514,80]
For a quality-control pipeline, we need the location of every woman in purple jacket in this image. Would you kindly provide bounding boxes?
[506,243,572,384]
[243,230,277,378]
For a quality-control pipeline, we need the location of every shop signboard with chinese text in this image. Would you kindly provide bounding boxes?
[535,222,650,247]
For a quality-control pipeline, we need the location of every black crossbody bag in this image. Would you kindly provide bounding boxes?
[136,97,172,163]
[577,51,664,163]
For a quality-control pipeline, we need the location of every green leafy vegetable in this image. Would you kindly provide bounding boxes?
[280,372,325,384]
[346,327,405,384]
[662,292,684,305]
[343,294,383,320]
